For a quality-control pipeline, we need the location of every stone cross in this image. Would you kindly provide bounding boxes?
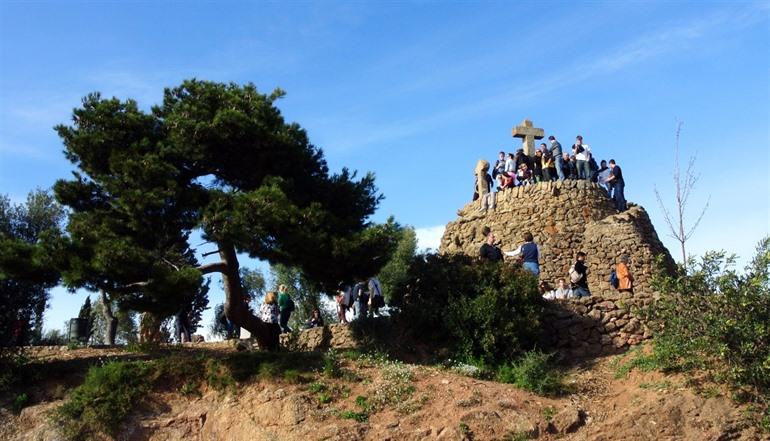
[511,119,544,157]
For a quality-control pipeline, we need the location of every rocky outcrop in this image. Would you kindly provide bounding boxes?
[279,323,357,352]
[440,180,675,296]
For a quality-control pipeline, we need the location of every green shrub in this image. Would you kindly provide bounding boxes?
[323,349,342,379]
[53,351,323,440]
[392,253,544,364]
[12,392,29,414]
[644,237,770,425]
[54,361,153,439]
[496,350,563,396]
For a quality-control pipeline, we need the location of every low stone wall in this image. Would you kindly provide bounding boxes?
[279,323,357,352]
[276,291,656,358]
[541,292,654,358]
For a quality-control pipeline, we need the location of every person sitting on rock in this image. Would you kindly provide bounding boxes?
[305,308,325,329]
[497,169,515,190]
[567,154,578,180]
[516,163,533,186]
[543,278,575,300]
[570,252,591,297]
[616,254,634,294]
[492,151,506,180]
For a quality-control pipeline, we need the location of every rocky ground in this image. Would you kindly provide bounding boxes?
[0,343,764,441]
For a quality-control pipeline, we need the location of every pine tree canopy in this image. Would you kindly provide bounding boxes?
[54,80,401,347]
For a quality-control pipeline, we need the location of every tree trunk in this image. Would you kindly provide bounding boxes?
[218,241,278,350]
[99,289,118,345]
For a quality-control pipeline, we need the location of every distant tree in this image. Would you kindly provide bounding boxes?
[654,121,710,269]
[377,226,417,303]
[0,190,65,346]
[77,297,94,342]
[40,328,67,346]
[54,80,400,350]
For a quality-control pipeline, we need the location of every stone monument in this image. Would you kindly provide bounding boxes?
[440,180,675,295]
[511,118,544,157]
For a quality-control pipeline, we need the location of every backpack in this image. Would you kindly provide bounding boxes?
[286,296,295,312]
[609,270,619,289]
[569,264,582,284]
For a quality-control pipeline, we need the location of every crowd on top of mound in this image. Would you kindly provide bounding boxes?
[474,134,627,213]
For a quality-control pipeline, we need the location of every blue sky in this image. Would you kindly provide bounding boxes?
[1,1,768,337]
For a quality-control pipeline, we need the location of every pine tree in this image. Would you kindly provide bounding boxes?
[54,80,401,350]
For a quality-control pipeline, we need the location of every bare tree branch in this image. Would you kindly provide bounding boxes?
[654,120,709,269]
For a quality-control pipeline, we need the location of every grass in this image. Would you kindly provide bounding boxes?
[542,406,555,422]
[496,350,564,396]
[51,350,323,440]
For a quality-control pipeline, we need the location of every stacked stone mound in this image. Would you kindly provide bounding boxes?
[439,180,675,295]
[541,292,653,358]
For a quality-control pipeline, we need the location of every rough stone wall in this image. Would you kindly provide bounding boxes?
[541,292,654,358]
[440,180,674,296]
[279,323,357,352]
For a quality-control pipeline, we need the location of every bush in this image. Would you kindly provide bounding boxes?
[52,351,323,440]
[645,237,770,416]
[496,350,563,396]
[392,253,544,364]
[54,361,153,439]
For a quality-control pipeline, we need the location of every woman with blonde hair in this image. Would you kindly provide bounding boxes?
[260,291,281,341]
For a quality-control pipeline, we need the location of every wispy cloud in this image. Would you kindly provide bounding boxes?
[316,3,768,152]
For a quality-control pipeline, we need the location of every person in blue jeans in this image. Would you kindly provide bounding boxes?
[548,135,565,181]
[605,159,626,212]
[505,231,540,277]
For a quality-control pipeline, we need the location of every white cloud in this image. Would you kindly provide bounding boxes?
[415,225,445,252]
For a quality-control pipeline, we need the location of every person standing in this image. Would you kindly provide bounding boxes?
[596,160,612,196]
[572,135,592,180]
[505,232,540,276]
[335,287,349,324]
[277,284,294,333]
[605,159,626,212]
[476,161,495,212]
[570,252,591,298]
[260,291,281,343]
[540,143,555,181]
[616,255,634,294]
[368,276,385,317]
[533,149,544,182]
[479,231,503,262]
[548,136,565,181]
[354,280,369,319]
[174,305,192,344]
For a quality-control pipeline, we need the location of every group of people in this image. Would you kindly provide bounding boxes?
[475,134,627,213]
[335,277,386,323]
[479,228,634,300]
